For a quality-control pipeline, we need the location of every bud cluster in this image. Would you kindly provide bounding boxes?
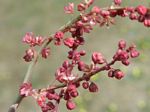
[19,0,144,112]
[22,32,51,61]
[20,40,139,112]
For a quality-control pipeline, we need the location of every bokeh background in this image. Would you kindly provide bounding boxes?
[0,0,150,112]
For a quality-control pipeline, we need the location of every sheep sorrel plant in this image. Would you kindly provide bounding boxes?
[9,0,150,112]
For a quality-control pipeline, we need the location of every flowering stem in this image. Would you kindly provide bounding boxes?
[8,5,135,112]
[48,59,116,91]
[8,12,81,112]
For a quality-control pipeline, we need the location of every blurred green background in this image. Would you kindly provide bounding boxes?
[0,0,150,112]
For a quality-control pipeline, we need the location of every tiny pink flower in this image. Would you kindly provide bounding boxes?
[55,67,76,83]
[92,52,105,64]
[136,5,147,16]
[114,50,129,61]
[118,40,126,49]
[92,6,101,13]
[64,3,74,14]
[64,37,75,48]
[114,0,122,6]
[23,48,35,62]
[22,32,35,46]
[35,36,44,46]
[37,95,46,107]
[19,83,32,96]
[66,100,76,110]
[130,49,140,58]
[77,3,86,11]
[54,31,64,39]
[41,47,50,59]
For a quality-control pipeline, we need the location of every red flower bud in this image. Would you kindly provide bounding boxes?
[89,82,98,92]
[122,59,130,66]
[77,3,86,11]
[92,52,105,64]
[23,48,35,62]
[41,47,50,59]
[144,19,150,27]
[82,81,89,89]
[114,70,124,80]
[138,15,145,22]
[108,70,115,78]
[100,10,110,17]
[79,50,86,56]
[136,5,147,16]
[67,84,77,92]
[129,13,138,20]
[64,92,71,100]
[118,40,126,49]
[64,37,75,48]
[92,6,101,13]
[115,50,129,61]
[62,60,69,69]
[78,61,86,71]
[130,49,140,58]
[66,100,76,110]
[46,93,60,100]
[47,101,55,110]
[70,91,79,97]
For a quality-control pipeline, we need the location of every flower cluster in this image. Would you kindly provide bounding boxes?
[19,0,145,112]
[22,32,50,61]
[20,39,139,112]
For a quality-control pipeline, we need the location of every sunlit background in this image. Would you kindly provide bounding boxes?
[0,0,150,112]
